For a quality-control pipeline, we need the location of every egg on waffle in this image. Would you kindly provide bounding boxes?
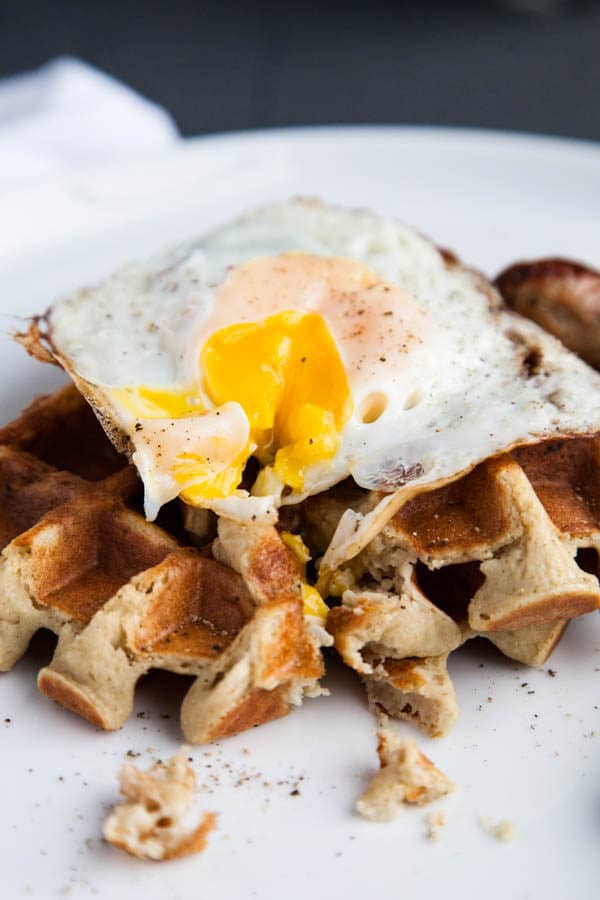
[8,201,600,784]
[25,200,600,537]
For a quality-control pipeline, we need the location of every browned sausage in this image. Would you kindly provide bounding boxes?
[495,258,600,370]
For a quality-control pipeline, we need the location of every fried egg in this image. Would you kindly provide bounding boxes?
[46,200,600,524]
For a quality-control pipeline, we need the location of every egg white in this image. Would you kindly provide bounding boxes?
[48,199,600,523]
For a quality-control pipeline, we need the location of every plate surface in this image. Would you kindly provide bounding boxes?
[1,126,600,900]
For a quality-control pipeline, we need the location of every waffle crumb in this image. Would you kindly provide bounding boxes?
[103,747,216,861]
[355,729,455,822]
[425,811,446,842]
[478,816,516,844]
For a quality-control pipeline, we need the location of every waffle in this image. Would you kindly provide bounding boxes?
[363,655,458,739]
[302,438,600,736]
[0,386,326,740]
[3,385,599,748]
[180,518,326,744]
[0,383,127,481]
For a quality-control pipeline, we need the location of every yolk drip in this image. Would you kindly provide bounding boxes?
[112,385,203,419]
[281,531,329,622]
[200,309,352,492]
[175,445,250,502]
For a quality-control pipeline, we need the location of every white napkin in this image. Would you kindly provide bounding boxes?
[0,57,178,191]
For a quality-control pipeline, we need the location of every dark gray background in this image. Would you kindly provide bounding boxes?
[1,0,599,141]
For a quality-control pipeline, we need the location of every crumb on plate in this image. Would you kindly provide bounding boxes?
[425,810,446,842]
[103,747,216,860]
[479,816,516,843]
[355,729,455,822]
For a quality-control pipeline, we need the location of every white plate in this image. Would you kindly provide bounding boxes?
[1,127,599,900]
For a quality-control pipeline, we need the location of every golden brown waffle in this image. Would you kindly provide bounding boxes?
[181,519,326,744]
[363,655,458,739]
[0,384,127,481]
[0,386,325,740]
[3,385,598,746]
[302,438,600,736]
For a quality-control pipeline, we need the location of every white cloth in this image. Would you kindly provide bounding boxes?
[0,57,178,191]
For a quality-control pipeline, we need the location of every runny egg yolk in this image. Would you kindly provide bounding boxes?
[200,309,352,492]
[280,531,329,622]
[112,385,204,419]
[110,251,429,513]
[112,308,353,505]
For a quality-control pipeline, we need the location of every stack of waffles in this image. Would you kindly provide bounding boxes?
[1,384,599,744]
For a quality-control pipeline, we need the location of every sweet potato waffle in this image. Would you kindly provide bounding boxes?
[0,386,325,741]
[301,441,600,737]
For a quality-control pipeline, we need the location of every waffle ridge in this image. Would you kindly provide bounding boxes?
[304,439,600,736]
[0,386,325,740]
